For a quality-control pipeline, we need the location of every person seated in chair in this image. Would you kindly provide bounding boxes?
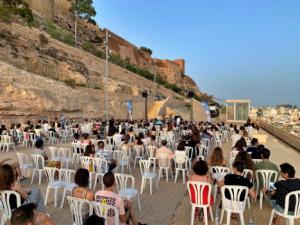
[262,163,300,225]
[11,203,55,225]
[95,172,146,225]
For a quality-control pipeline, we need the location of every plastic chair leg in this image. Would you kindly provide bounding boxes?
[44,187,50,206]
[268,209,275,225]
[60,188,66,208]
[190,205,195,225]
[226,211,231,225]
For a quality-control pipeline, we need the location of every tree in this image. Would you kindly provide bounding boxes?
[140,46,153,55]
[71,0,96,47]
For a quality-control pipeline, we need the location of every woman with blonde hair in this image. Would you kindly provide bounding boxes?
[209,147,226,167]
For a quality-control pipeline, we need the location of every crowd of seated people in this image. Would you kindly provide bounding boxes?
[0,117,299,225]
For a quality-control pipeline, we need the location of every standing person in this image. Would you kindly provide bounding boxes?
[60,114,65,130]
[262,163,300,225]
[95,172,146,225]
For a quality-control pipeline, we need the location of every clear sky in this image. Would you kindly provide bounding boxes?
[93,0,300,107]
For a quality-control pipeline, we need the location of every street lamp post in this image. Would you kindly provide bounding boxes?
[104,30,109,121]
[142,91,148,121]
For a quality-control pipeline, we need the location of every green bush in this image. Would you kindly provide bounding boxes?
[0,3,33,24]
[82,41,93,51]
[0,4,11,22]
[62,33,75,46]
[45,21,75,46]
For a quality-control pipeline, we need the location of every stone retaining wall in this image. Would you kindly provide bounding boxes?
[259,121,300,151]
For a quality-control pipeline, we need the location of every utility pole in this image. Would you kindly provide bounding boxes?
[105,30,109,121]
[153,59,157,99]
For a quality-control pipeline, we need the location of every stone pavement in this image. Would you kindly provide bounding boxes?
[2,130,300,225]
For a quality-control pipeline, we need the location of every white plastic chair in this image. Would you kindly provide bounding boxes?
[115,150,132,175]
[210,166,230,201]
[67,196,92,225]
[242,169,254,209]
[174,154,189,184]
[187,181,214,225]
[0,191,21,224]
[92,201,120,225]
[213,133,222,147]
[133,145,145,168]
[157,154,173,182]
[195,144,209,161]
[48,131,58,145]
[220,185,249,225]
[3,135,16,152]
[139,160,158,195]
[115,173,141,211]
[31,154,46,185]
[184,146,194,171]
[49,147,61,161]
[268,190,300,225]
[147,145,157,167]
[29,133,37,148]
[16,152,33,177]
[60,147,73,168]
[252,159,263,164]
[60,169,77,208]
[44,167,61,207]
[256,170,278,209]
[201,138,211,149]
[93,158,108,190]
[80,156,95,189]
[22,132,30,147]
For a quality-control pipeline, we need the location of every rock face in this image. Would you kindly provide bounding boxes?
[26,0,202,94]
[0,21,200,122]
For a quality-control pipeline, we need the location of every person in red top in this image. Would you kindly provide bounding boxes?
[189,159,214,205]
[189,160,214,221]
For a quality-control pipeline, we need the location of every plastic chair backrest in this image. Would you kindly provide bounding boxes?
[157,153,171,168]
[221,185,249,211]
[133,145,144,157]
[45,167,60,183]
[60,169,75,184]
[115,173,135,190]
[49,147,59,160]
[31,154,45,169]
[211,166,230,181]
[139,160,155,174]
[255,170,278,189]
[80,156,95,171]
[184,146,194,159]
[283,190,300,217]
[94,158,108,174]
[187,181,212,206]
[0,191,21,222]
[16,152,29,167]
[67,196,92,225]
[147,146,157,158]
[92,201,120,225]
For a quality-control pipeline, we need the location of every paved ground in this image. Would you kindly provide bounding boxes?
[2,129,300,225]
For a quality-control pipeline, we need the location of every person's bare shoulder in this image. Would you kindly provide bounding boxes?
[36,212,56,225]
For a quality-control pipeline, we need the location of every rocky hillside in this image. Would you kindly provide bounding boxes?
[0,1,211,122]
[0,21,196,122]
